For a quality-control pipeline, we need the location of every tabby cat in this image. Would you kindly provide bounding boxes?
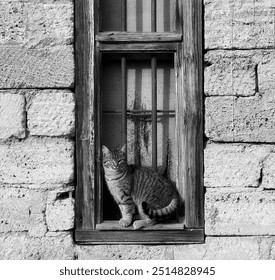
[102,144,180,229]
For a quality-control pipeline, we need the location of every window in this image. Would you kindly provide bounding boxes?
[75,0,204,244]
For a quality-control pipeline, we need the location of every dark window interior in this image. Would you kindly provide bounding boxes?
[100,0,176,32]
[101,53,178,221]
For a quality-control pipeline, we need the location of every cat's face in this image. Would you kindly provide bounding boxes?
[102,145,127,174]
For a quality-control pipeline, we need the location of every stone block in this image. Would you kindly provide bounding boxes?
[0,91,25,139]
[174,236,275,260]
[0,138,74,184]
[0,1,73,46]
[206,92,275,142]
[75,245,167,260]
[25,2,73,47]
[0,2,26,45]
[205,8,233,49]
[205,96,234,141]
[252,7,275,48]
[27,90,75,137]
[0,188,29,232]
[204,0,275,49]
[0,187,47,236]
[0,45,74,88]
[204,144,268,188]
[258,61,275,92]
[255,0,275,9]
[205,51,256,96]
[205,189,275,235]
[0,232,75,260]
[232,6,274,49]
[205,50,275,97]
[262,153,275,189]
[46,190,74,231]
[233,93,275,142]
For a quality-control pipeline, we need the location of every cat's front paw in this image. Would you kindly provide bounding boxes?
[119,218,132,227]
[133,220,144,229]
[133,219,156,229]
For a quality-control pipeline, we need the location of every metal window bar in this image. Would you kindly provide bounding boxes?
[151,0,157,32]
[121,1,127,151]
[151,0,157,171]
[121,0,127,31]
[102,110,175,117]
[121,57,127,149]
[151,57,157,171]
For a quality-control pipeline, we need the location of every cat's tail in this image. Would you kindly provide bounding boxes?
[142,197,179,218]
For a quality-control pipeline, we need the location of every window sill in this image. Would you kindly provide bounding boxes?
[75,226,204,245]
[96,32,182,43]
[96,220,183,231]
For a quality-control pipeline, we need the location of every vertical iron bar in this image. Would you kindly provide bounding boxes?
[121,0,127,31]
[151,56,157,171]
[151,1,157,171]
[121,1,127,152]
[151,0,157,32]
[121,56,127,151]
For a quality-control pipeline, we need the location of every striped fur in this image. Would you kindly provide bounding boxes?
[102,145,180,229]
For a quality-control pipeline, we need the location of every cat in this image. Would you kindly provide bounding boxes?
[102,144,180,229]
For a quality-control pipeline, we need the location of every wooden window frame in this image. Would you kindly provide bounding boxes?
[75,0,204,244]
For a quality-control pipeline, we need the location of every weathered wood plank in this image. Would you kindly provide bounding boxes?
[96,221,183,231]
[95,43,103,225]
[178,0,204,228]
[75,229,204,244]
[99,43,178,52]
[75,0,95,230]
[96,32,182,42]
[75,0,204,240]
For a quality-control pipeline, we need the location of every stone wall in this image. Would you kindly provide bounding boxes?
[0,0,76,259]
[0,0,274,259]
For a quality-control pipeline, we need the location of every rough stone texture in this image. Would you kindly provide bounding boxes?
[0,46,74,88]
[205,50,275,142]
[261,153,275,190]
[0,138,74,184]
[204,144,270,188]
[205,0,275,49]
[174,236,275,260]
[46,190,74,231]
[26,90,75,136]
[0,187,47,236]
[205,51,256,97]
[0,0,274,261]
[75,236,275,260]
[0,1,73,47]
[0,232,75,260]
[205,50,275,97]
[205,92,275,142]
[0,91,25,139]
[75,245,170,260]
[258,60,275,92]
[205,96,234,141]
[205,188,275,235]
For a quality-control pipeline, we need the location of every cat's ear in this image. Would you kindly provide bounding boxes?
[102,145,111,157]
[120,144,127,154]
